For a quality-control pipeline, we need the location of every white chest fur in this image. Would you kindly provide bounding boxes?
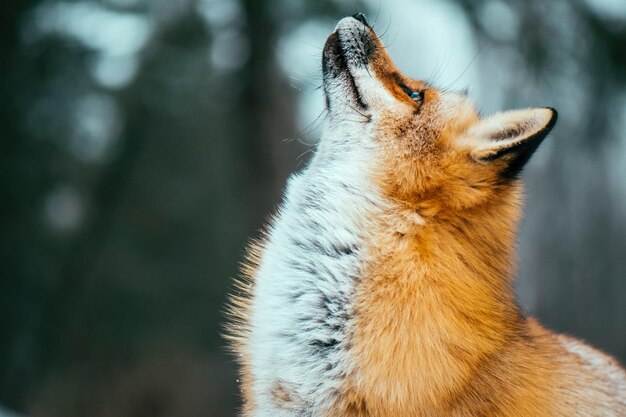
[247,139,382,416]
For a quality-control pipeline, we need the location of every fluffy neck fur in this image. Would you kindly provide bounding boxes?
[243,143,528,416]
[244,135,385,415]
[341,188,527,413]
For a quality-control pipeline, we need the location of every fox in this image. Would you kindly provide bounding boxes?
[227,14,626,417]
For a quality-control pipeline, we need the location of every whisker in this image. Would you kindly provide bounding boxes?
[440,40,485,92]
[284,108,328,146]
[373,0,382,27]
[296,147,315,162]
[333,95,371,122]
[375,14,393,42]
[383,27,399,49]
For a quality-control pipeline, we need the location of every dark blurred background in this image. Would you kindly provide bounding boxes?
[1,0,625,416]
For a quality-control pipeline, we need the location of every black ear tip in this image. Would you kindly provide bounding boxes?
[544,107,558,127]
[496,107,558,180]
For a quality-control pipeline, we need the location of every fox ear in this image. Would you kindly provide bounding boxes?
[468,107,557,178]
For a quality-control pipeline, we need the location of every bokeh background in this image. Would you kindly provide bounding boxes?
[1,0,625,416]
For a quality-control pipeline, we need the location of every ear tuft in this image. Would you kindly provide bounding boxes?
[468,107,557,178]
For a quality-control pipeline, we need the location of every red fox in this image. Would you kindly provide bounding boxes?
[227,14,626,417]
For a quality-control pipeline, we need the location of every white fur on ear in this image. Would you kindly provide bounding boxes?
[465,107,557,177]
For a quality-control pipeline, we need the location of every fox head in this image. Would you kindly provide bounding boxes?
[321,15,557,218]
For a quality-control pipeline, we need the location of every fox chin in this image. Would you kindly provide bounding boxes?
[227,14,626,417]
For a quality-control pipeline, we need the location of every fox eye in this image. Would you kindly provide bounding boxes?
[409,91,423,103]
[400,84,423,104]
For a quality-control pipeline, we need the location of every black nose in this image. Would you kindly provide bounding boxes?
[352,13,369,26]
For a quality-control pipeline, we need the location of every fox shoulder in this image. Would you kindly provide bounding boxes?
[557,333,626,409]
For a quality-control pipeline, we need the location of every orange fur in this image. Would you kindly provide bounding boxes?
[228,18,626,417]
[225,237,265,416]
